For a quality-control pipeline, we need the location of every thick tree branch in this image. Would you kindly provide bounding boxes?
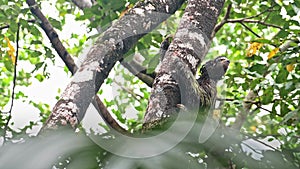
[143,0,225,129]
[71,0,155,84]
[26,0,127,133]
[42,0,185,130]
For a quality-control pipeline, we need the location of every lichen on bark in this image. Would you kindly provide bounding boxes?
[143,0,225,131]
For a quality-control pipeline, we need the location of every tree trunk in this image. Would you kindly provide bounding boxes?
[143,0,225,130]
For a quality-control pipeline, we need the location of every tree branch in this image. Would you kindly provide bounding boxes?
[120,59,154,87]
[2,23,20,144]
[26,0,77,74]
[71,0,93,10]
[143,0,225,129]
[71,0,155,85]
[211,3,232,38]
[245,4,278,20]
[211,4,281,38]
[0,20,35,30]
[0,25,9,30]
[240,22,261,38]
[42,0,185,130]
[227,19,282,29]
[26,0,127,134]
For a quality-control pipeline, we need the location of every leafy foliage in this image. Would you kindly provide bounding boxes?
[0,0,299,168]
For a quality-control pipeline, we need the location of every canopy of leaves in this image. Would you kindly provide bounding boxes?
[0,0,299,168]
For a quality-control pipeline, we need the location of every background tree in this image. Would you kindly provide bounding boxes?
[0,0,299,168]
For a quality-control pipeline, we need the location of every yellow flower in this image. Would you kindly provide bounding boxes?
[250,126,257,132]
[267,48,279,60]
[246,42,263,57]
[4,36,16,64]
[286,64,295,72]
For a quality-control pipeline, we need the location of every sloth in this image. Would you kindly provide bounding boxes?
[198,56,230,82]
[142,36,230,131]
[196,56,230,107]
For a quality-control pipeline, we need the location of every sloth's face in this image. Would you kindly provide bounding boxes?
[200,56,230,81]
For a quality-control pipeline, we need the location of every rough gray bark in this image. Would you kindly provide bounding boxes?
[43,0,185,130]
[26,0,127,134]
[143,0,225,130]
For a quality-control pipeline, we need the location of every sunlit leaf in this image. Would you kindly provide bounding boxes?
[286,63,294,72]
[34,74,45,82]
[4,36,16,64]
[268,48,279,60]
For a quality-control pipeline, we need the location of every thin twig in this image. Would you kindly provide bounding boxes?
[2,23,20,144]
[0,25,9,30]
[227,19,282,29]
[211,3,232,38]
[256,106,272,113]
[217,97,260,104]
[120,60,154,87]
[113,79,143,101]
[245,4,278,20]
[240,22,261,38]
[211,4,281,39]
[0,19,36,30]
[27,0,77,74]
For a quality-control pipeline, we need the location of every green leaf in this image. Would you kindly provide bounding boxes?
[137,42,146,51]
[275,68,288,83]
[9,21,18,33]
[30,25,41,36]
[31,40,42,44]
[252,38,271,44]
[249,63,266,75]
[15,91,27,99]
[35,74,45,82]
[31,62,44,72]
[106,78,113,84]
[146,57,159,74]
[135,106,143,111]
[44,46,54,58]
[276,29,289,39]
[31,51,42,58]
[49,17,62,30]
[19,18,30,30]
[261,87,274,104]
[280,102,290,116]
